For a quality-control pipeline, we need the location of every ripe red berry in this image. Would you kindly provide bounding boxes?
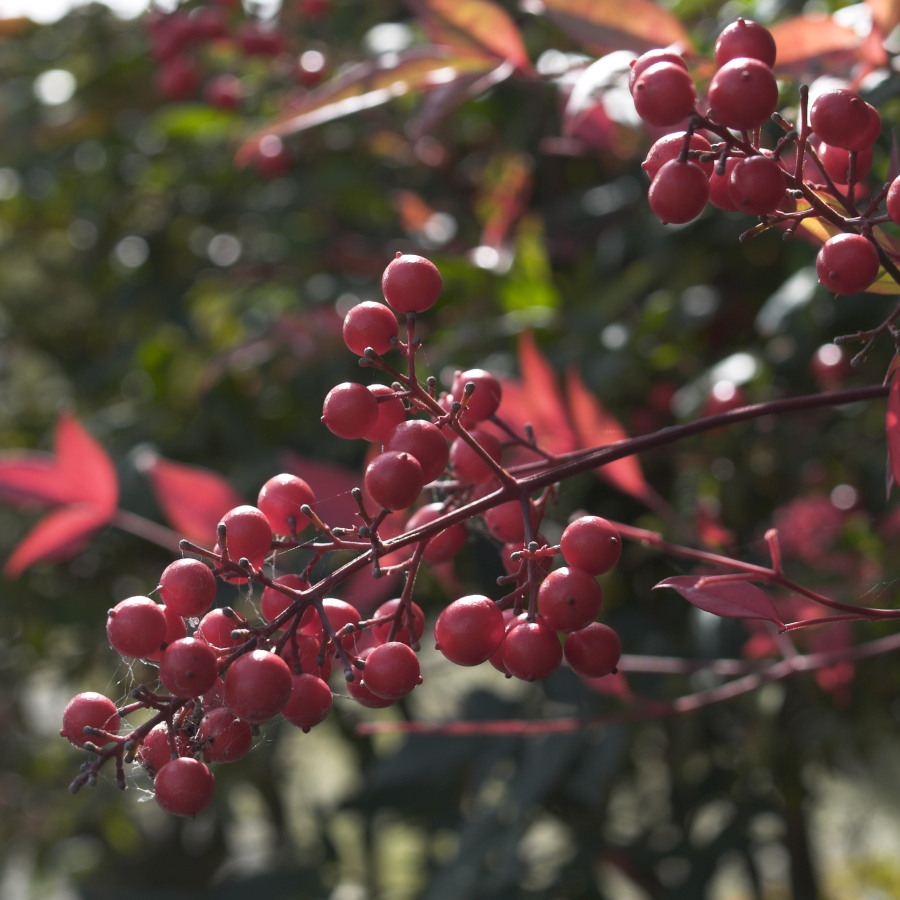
[642,131,714,181]
[137,722,188,774]
[364,450,425,510]
[282,673,333,730]
[450,368,503,423]
[384,419,449,483]
[708,156,742,211]
[434,595,505,666]
[106,596,168,659]
[204,73,242,109]
[810,89,878,151]
[631,62,696,127]
[196,707,254,763]
[361,641,422,699]
[360,385,408,443]
[714,18,776,68]
[559,515,622,575]
[708,57,778,130]
[816,141,873,185]
[224,649,293,723]
[197,608,246,652]
[483,498,536,543]
[499,617,563,681]
[887,176,900,226]
[371,597,426,646]
[537,566,604,632]
[342,300,400,356]
[154,757,215,817]
[260,573,308,625]
[381,253,443,314]
[159,637,219,697]
[218,505,273,566]
[405,502,467,564]
[564,622,622,677]
[727,154,786,215]
[157,56,199,100]
[628,48,688,92]
[257,473,315,535]
[60,692,120,748]
[158,558,217,619]
[449,429,503,484]
[815,233,880,295]
[321,381,380,439]
[648,159,709,225]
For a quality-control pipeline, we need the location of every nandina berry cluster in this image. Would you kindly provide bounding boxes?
[62,251,626,817]
[633,18,895,304]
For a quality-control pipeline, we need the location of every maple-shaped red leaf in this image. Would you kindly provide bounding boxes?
[565,365,655,504]
[0,413,119,577]
[534,0,692,55]
[655,575,784,627]
[517,331,578,455]
[138,451,243,546]
[408,0,533,72]
[886,361,900,496]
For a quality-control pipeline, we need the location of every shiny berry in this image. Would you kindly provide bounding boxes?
[381,253,442,313]
[815,233,879,295]
[154,757,215,817]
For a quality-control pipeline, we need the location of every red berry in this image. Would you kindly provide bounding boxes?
[196,707,253,763]
[450,368,503,423]
[631,62,696,127]
[282,673,333,730]
[537,566,604,633]
[224,649,293,723]
[157,56,199,100]
[158,558,217,619]
[384,419,449,483]
[106,596,168,658]
[815,233,880,295]
[405,502,468,564]
[628,48,688,92]
[816,141,873,185]
[197,608,245,652]
[60,692,120,748]
[137,722,188,774]
[483,498,536,543]
[499,618,563,681]
[342,300,399,356]
[449,429,503,484]
[887,176,900,226]
[714,19,776,68]
[381,253,443,314]
[364,450,424,510]
[648,159,709,225]
[321,381,379,439]
[257,473,315,535]
[708,156,742,211]
[727,154,786,215]
[371,597,426,646]
[810,89,877,151]
[434,595,505,666]
[564,622,622,677]
[279,631,333,681]
[708,57,778,130]
[203,73,242,109]
[559,515,622,575]
[260,573,308,625]
[154,757,215,817]
[642,131,714,181]
[159,637,219,697]
[218,505,273,566]
[361,641,422,699]
[360,384,408,443]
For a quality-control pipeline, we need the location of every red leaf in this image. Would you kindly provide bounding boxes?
[770,16,863,73]
[887,360,900,495]
[533,0,692,55]
[565,366,651,502]
[236,48,493,166]
[4,504,111,578]
[0,456,80,507]
[55,412,118,512]
[655,575,784,626]
[409,0,532,72]
[139,452,243,545]
[476,151,533,250]
[517,331,577,455]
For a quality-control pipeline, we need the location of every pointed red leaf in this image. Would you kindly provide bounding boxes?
[4,504,112,578]
[409,0,532,71]
[0,456,81,507]
[887,362,900,495]
[139,452,244,545]
[655,575,784,627]
[565,366,651,501]
[770,16,862,73]
[55,412,118,512]
[533,0,692,55]
[517,331,577,455]
[236,48,493,166]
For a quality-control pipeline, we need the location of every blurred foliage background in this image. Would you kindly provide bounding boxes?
[3,0,900,897]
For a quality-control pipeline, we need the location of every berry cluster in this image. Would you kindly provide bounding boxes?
[632,18,898,311]
[62,252,625,816]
